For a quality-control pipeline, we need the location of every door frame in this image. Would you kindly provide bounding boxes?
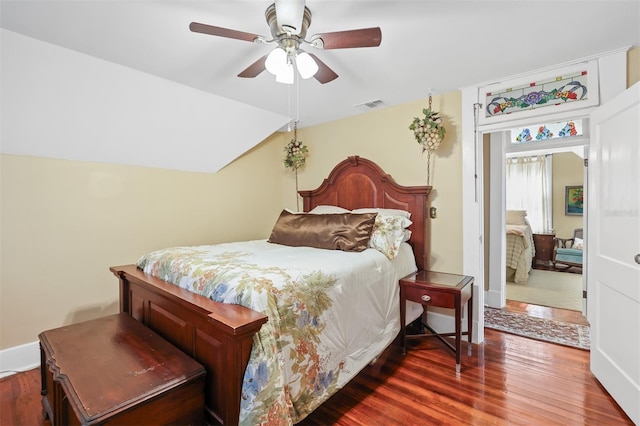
[461,47,629,344]
[486,128,588,313]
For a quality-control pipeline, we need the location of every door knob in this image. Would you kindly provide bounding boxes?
[635,254,640,265]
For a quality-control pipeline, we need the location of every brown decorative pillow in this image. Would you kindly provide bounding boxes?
[268,210,377,252]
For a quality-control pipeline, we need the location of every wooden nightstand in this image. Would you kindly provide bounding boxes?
[399,270,474,373]
[533,233,556,269]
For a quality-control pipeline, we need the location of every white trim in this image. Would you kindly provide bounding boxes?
[461,48,629,345]
[484,289,504,308]
[487,131,506,309]
[597,49,629,104]
[506,135,589,157]
[478,61,600,126]
[0,341,40,379]
[479,108,594,134]
[470,46,631,89]
[461,88,485,344]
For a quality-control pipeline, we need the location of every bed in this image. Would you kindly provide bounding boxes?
[505,210,535,284]
[110,156,431,425]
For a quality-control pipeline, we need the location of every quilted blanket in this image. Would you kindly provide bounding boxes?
[137,240,419,425]
[505,225,534,284]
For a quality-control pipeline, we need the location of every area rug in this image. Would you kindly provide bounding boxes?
[484,307,590,350]
[507,269,583,311]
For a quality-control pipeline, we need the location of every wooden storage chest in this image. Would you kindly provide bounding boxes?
[39,313,206,425]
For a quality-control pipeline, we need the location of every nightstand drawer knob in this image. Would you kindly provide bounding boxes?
[421,295,431,302]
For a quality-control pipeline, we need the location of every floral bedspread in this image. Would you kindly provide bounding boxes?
[137,240,418,425]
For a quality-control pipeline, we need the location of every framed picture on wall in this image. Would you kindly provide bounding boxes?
[565,186,584,216]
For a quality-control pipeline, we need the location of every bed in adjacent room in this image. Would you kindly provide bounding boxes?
[110,156,431,425]
[505,210,535,284]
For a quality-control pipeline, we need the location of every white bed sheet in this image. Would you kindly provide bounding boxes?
[137,239,423,425]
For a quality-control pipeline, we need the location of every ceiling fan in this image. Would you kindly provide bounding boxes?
[189,0,382,84]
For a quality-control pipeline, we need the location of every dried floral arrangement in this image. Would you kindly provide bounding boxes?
[283,139,308,171]
[409,93,446,185]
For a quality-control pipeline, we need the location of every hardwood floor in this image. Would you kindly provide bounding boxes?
[0,366,45,426]
[504,299,589,325]
[1,304,629,426]
[303,307,629,425]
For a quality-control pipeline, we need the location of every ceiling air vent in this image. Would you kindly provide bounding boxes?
[354,99,385,111]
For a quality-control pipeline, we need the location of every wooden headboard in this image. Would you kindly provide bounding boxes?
[299,156,432,271]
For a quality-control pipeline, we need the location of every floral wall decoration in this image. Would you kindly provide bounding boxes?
[284,122,309,211]
[485,71,588,119]
[513,120,582,144]
[409,93,446,185]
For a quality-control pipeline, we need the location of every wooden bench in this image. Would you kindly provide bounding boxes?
[39,313,206,425]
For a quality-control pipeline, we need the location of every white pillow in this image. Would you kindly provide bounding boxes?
[368,214,413,259]
[351,208,411,219]
[572,237,583,250]
[506,210,527,225]
[309,205,350,214]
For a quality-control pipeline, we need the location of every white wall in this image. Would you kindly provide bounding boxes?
[1,29,290,173]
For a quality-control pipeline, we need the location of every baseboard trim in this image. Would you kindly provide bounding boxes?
[484,289,504,309]
[0,341,40,379]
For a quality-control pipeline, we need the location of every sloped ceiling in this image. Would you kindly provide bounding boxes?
[1,29,290,173]
[1,1,639,172]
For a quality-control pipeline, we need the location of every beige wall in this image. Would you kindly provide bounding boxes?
[552,152,584,238]
[628,47,639,87]
[0,133,287,349]
[290,92,463,274]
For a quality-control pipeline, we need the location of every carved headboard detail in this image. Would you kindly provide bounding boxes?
[299,156,432,271]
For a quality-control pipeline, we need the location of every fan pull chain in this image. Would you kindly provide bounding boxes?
[293,120,300,211]
[287,82,292,132]
[427,89,433,185]
[296,67,300,123]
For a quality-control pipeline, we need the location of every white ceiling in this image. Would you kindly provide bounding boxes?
[2,0,639,129]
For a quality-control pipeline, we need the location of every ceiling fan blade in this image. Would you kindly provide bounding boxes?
[309,54,338,84]
[312,27,382,49]
[189,22,261,43]
[238,55,268,78]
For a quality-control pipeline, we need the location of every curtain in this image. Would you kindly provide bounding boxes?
[506,155,552,233]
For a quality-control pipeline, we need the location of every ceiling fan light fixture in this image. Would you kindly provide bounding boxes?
[275,62,295,84]
[191,3,382,85]
[274,0,304,35]
[296,51,318,79]
[265,47,287,75]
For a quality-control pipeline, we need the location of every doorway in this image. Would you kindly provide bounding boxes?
[484,126,588,320]
[460,48,627,345]
[507,149,585,314]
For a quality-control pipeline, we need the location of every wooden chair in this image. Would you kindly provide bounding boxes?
[553,228,583,272]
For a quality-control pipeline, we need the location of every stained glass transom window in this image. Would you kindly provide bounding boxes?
[511,119,583,144]
[486,71,588,118]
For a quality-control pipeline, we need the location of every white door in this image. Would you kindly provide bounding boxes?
[588,82,640,425]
